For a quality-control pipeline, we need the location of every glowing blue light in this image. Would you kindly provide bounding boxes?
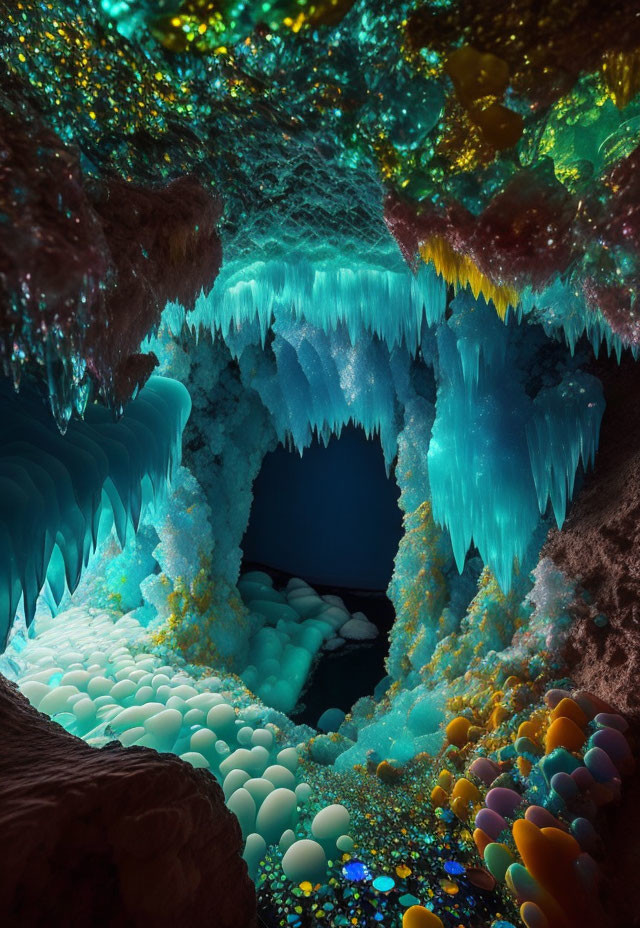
[372,875,395,892]
[342,860,372,882]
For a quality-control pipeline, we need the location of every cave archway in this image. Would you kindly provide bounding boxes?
[242,424,403,591]
[241,424,404,725]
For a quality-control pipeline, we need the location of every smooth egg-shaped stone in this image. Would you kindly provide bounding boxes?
[451,795,471,821]
[572,690,615,718]
[19,681,51,710]
[506,866,567,928]
[190,728,216,758]
[550,772,578,801]
[295,782,312,803]
[469,757,501,785]
[222,769,251,799]
[431,785,447,808]
[594,712,628,733]
[483,842,515,881]
[312,804,350,841]
[512,820,595,923]
[505,862,543,902]
[317,707,346,733]
[473,827,493,856]
[282,839,327,883]
[219,748,253,778]
[242,569,274,586]
[571,766,596,791]
[525,806,566,831]
[256,788,298,845]
[263,764,297,790]
[279,829,296,853]
[466,867,495,891]
[515,736,541,757]
[110,679,137,702]
[183,707,205,726]
[520,900,549,928]
[570,817,599,853]
[243,833,267,881]
[402,906,444,928]
[540,748,581,784]
[518,720,542,741]
[243,777,275,807]
[451,777,480,804]
[550,697,588,729]
[143,708,183,749]
[236,726,254,746]
[590,727,633,773]
[475,808,508,841]
[486,787,523,818]
[206,703,236,736]
[38,685,80,716]
[336,834,354,852]
[277,747,299,772]
[251,727,275,750]
[73,697,97,721]
[584,746,619,783]
[226,787,256,839]
[219,746,270,778]
[544,688,571,709]
[544,717,585,754]
[179,751,209,769]
[445,716,471,748]
[185,692,224,711]
[575,851,599,889]
[437,769,453,791]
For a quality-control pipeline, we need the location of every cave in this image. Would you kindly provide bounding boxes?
[2,2,640,928]
[242,425,403,591]
[240,425,402,725]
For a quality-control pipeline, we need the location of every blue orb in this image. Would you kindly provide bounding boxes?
[444,860,465,876]
[342,860,372,882]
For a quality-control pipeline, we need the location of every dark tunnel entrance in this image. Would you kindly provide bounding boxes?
[241,424,403,726]
[242,424,403,590]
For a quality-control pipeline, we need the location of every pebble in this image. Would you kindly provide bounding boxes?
[584,746,619,783]
[282,839,327,883]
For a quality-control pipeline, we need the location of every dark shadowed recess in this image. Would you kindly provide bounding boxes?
[242,425,403,590]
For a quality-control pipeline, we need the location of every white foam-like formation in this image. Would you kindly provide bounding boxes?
[238,571,377,714]
[7,605,351,882]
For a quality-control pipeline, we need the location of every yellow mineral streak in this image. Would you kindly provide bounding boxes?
[419,236,518,320]
[602,48,640,109]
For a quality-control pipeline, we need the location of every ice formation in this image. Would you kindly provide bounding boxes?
[0,376,190,648]
[428,294,605,590]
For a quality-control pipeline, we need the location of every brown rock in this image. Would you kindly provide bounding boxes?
[544,354,640,720]
[0,675,256,927]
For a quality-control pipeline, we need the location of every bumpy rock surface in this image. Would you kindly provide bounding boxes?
[545,355,640,927]
[0,83,221,413]
[0,675,256,927]
[545,355,640,720]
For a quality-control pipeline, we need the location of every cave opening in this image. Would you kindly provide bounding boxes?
[241,424,403,725]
